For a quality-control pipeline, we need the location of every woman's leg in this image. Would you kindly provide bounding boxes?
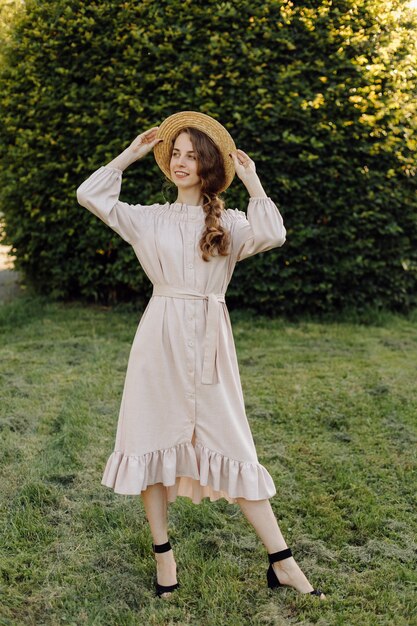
[141,483,178,594]
[237,498,325,598]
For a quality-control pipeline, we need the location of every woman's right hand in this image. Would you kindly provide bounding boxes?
[128,127,162,162]
[106,127,162,171]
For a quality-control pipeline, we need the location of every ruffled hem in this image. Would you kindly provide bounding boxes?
[101,440,276,504]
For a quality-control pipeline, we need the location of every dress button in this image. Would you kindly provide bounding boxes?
[188,315,194,321]
[188,340,193,347]
[188,263,194,269]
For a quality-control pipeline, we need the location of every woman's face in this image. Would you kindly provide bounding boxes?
[170,132,201,191]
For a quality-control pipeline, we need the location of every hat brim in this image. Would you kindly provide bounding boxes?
[153,111,236,193]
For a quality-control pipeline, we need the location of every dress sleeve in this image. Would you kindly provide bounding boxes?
[76,165,146,245]
[233,197,286,262]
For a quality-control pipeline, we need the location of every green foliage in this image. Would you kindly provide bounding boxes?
[0,0,24,42]
[1,0,417,313]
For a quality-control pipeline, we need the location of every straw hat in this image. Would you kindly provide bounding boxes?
[153,111,236,192]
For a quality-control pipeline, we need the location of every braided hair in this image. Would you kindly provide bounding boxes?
[171,127,231,262]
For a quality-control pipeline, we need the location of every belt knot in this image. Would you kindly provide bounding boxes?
[152,284,225,384]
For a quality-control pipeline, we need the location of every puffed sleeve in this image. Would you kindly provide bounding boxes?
[233,197,286,262]
[76,165,145,245]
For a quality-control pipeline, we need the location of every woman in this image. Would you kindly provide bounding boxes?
[76,111,325,600]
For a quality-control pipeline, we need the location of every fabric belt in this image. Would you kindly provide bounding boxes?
[152,284,226,385]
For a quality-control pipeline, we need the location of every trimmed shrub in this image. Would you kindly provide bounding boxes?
[1,0,417,314]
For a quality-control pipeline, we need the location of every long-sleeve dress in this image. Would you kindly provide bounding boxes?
[76,166,286,504]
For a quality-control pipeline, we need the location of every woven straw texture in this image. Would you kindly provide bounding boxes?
[154,111,236,192]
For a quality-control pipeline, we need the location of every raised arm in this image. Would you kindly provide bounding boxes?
[230,150,286,261]
[76,128,162,243]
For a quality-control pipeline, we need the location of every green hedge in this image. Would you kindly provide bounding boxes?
[1,0,417,314]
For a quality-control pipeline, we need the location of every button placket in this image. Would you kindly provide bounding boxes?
[185,220,196,424]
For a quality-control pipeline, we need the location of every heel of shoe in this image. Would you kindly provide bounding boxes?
[267,564,282,589]
[267,547,292,590]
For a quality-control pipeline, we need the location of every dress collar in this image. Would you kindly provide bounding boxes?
[171,202,204,217]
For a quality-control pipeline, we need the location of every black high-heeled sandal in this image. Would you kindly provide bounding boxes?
[153,540,180,598]
[267,547,325,598]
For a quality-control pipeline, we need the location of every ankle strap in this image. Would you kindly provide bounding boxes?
[153,540,172,553]
[268,547,292,564]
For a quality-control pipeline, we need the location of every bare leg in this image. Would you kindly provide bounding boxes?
[237,498,325,599]
[141,482,177,596]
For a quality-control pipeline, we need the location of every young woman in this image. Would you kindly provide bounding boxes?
[76,111,325,600]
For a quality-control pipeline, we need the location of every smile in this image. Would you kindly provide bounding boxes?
[174,171,189,178]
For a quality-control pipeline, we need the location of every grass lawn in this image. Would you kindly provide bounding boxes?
[0,296,416,626]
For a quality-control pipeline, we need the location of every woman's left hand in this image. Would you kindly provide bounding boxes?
[230,149,257,181]
[230,149,268,197]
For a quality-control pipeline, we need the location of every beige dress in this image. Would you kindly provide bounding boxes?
[76,166,286,504]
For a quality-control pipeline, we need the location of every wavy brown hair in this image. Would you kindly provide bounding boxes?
[171,127,231,262]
